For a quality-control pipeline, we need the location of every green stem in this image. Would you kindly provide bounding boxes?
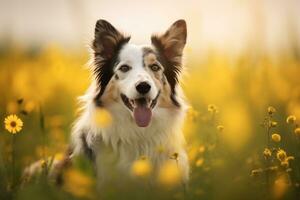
[0,138,9,193]
[265,115,272,200]
[175,159,187,197]
[39,104,49,176]
[11,135,16,195]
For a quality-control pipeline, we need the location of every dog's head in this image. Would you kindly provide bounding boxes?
[91,19,187,127]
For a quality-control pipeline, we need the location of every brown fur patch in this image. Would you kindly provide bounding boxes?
[151,20,187,107]
[144,53,157,66]
[158,80,176,108]
[142,46,180,108]
[100,79,119,105]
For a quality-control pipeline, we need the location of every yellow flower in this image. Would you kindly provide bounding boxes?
[208,104,218,113]
[263,148,272,158]
[286,115,296,124]
[267,106,276,115]
[277,149,287,162]
[271,133,281,143]
[280,161,289,168]
[198,145,206,153]
[277,150,294,168]
[54,153,65,162]
[195,158,204,167]
[187,147,198,163]
[270,121,277,127]
[63,169,94,198]
[93,108,112,128]
[158,160,181,187]
[131,157,152,178]
[217,125,224,132]
[294,128,300,137]
[250,168,263,176]
[4,114,23,134]
[187,108,199,121]
[286,156,295,161]
[24,100,35,113]
[39,159,47,169]
[170,153,179,161]
[273,175,289,199]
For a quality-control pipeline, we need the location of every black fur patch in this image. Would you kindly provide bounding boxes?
[93,52,122,107]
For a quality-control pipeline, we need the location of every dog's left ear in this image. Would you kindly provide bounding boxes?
[151,20,187,66]
[151,20,187,105]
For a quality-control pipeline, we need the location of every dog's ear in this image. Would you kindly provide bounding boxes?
[92,19,130,60]
[151,20,187,106]
[92,20,130,106]
[151,20,187,65]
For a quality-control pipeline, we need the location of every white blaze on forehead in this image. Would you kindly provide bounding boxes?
[118,44,143,67]
[115,43,159,102]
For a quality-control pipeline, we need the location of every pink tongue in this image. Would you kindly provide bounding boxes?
[133,105,152,127]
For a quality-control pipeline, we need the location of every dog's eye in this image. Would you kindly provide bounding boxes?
[150,64,160,72]
[119,65,131,72]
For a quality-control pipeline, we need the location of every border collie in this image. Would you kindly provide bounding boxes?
[25,19,189,187]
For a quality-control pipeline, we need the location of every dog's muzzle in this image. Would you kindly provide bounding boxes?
[120,91,160,127]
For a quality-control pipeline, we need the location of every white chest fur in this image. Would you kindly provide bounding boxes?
[71,97,189,185]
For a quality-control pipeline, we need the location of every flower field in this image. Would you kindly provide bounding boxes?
[1,44,300,200]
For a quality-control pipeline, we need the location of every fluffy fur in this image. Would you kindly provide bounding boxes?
[49,19,190,187]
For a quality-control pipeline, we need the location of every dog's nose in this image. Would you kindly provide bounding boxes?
[136,82,151,94]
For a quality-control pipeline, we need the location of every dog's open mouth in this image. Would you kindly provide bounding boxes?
[121,92,160,127]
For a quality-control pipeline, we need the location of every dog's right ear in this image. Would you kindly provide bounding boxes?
[92,19,130,60]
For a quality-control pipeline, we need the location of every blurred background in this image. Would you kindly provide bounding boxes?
[1,0,300,199]
[1,0,300,53]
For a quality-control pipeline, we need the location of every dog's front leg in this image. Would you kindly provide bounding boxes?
[22,147,73,185]
[72,127,109,188]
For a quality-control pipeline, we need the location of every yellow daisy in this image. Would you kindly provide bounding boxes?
[208,104,218,113]
[217,125,224,132]
[131,158,152,178]
[271,133,281,143]
[286,115,296,124]
[294,128,300,137]
[270,121,277,127]
[267,106,276,115]
[4,114,23,134]
[93,108,112,128]
[276,149,287,162]
[263,148,272,158]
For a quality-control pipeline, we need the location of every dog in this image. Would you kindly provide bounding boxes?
[24,19,189,188]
